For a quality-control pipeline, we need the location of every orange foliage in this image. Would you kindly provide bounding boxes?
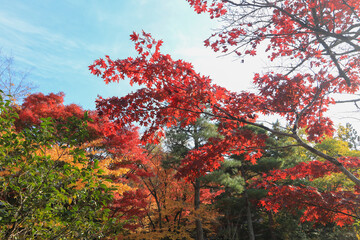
[121,148,221,240]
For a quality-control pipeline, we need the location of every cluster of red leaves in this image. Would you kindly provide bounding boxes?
[110,189,149,230]
[253,157,360,226]
[104,126,146,162]
[14,92,102,140]
[186,0,227,18]
[260,185,359,227]
[105,127,154,183]
[90,32,223,143]
[176,128,266,181]
[200,188,224,204]
[16,92,82,126]
[254,72,336,142]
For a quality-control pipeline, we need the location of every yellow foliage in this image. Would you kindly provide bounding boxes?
[30,139,134,195]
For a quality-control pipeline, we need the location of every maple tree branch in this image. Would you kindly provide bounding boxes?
[335,98,360,104]
[284,56,309,77]
[249,144,301,151]
[315,31,352,86]
[211,104,292,138]
[341,0,360,21]
[146,212,157,230]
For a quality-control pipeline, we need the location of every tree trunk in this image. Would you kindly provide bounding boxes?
[244,189,255,240]
[268,211,276,240]
[194,178,204,240]
[240,165,255,240]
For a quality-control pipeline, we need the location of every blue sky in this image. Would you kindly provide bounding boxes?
[0,0,261,109]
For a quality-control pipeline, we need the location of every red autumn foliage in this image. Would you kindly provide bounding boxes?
[90,0,360,228]
[90,32,267,181]
[110,189,149,230]
[16,92,81,125]
[253,158,360,226]
[89,29,348,176]
[119,148,224,237]
[188,0,360,88]
[14,92,102,140]
[261,157,360,182]
[176,128,266,181]
[186,0,360,142]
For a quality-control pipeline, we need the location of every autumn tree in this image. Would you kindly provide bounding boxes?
[11,92,154,235]
[120,147,194,240]
[90,1,360,180]
[0,92,123,239]
[184,0,360,185]
[90,0,360,231]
